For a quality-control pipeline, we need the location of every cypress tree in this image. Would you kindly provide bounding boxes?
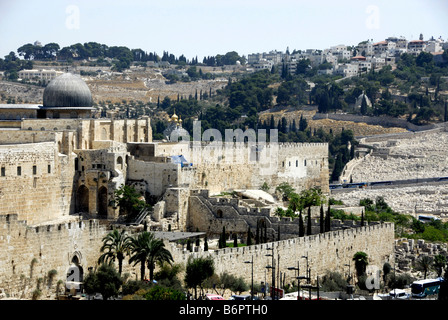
[264,223,267,243]
[270,115,275,129]
[320,205,324,233]
[187,239,191,252]
[361,210,365,227]
[255,220,260,244]
[281,117,288,133]
[247,227,253,246]
[307,207,312,236]
[360,95,368,115]
[299,114,308,131]
[325,205,331,232]
[219,226,226,248]
[444,100,447,122]
[204,236,208,251]
[233,234,238,248]
[277,225,281,241]
[299,211,304,237]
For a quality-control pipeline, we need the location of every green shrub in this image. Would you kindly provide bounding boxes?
[143,285,185,300]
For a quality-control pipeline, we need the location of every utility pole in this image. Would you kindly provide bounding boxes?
[244,256,254,300]
[266,246,275,299]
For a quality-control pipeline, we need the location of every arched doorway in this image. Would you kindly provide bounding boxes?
[98,186,108,217]
[76,185,89,213]
[117,156,123,170]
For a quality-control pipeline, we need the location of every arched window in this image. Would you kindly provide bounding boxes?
[76,185,89,213]
[117,156,123,170]
[98,186,108,217]
[101,127,108,140]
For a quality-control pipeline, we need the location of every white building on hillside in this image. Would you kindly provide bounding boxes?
[357,41,374,56]
[18,69,64,82]
[426,40,443,53]
[373,41,396,55]
[408,40,426,55]
[252,59,274,71]
[335,63,358,77]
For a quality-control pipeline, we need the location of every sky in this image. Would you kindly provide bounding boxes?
[0,0,447,60]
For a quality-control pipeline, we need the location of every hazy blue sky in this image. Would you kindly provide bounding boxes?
[1,0,447,60]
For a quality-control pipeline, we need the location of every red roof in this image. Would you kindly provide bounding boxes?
[351,55,366,60]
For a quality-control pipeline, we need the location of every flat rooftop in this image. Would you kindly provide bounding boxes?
[153,231,205,242]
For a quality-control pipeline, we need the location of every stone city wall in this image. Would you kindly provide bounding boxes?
[0,214,115,299]
[128,142,329,215]
[170,222,395,288]
[313,113,436,132]
[0,211,394,298]
[0,141,76,224]
[180,142,329,194]
[127,158,180,197]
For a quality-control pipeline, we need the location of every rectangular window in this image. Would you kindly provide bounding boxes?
[33,165,37,175]
[17,166,21,176]
[1,167,5,176]
[48,165,51,173]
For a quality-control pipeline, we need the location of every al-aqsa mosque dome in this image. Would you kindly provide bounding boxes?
[38,73,95,119]
[0,72,95,120]
[43,73,93,108]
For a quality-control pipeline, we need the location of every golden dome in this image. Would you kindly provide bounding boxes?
[169,109,179,122]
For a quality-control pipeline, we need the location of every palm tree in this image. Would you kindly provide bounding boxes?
[417,255,433,279]
[98,229,132,275]
[306,206,312,236]
[129,231,174,281]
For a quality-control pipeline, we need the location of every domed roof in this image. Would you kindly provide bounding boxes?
[166,126,190,141]
[43,73,93,108]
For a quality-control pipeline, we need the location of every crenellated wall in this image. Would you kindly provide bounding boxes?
[150,141,330,195]
[0,214,114,298]
[0,212,394,299]
[0,140,76,224]
[169,222,395,288]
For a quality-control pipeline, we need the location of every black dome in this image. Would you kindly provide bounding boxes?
[43,73,93,108]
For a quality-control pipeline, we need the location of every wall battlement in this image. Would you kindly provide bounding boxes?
[170,222,395,287]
